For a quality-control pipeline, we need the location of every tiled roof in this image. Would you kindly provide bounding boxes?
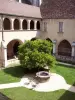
[40,0,75,19]
[0,0,41,18]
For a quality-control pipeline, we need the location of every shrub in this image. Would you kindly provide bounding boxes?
[18,39,56,70]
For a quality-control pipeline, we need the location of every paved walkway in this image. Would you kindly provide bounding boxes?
[0,73,75,93]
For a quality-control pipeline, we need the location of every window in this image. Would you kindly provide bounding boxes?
[59,22,63,33]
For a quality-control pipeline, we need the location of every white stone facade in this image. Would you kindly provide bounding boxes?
[0,15,41,67]
[40,19,75,63]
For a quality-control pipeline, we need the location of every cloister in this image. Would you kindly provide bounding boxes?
[3,17,40,31]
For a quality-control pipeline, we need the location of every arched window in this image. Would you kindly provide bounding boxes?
[30,20,34,30]
[58,40,72,56]
[22,19,27,29]
[14,19,20,30]
[3,18,11,30]
[37,21,40,30]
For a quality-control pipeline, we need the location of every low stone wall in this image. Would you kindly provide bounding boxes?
[56,55,75,64]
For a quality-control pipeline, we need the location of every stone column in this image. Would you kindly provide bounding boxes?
[39,0,42,6]
[27,20,31,30]
[2,41,7,67]
[11,18,14,30]
[72,46,75,57]
[20,19,23,30]
[71,42,75,57]
[34,20,37,30]
[53,40,57,55]
[19,0,21,3]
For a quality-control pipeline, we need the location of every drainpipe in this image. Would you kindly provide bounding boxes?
[1,14,4,41]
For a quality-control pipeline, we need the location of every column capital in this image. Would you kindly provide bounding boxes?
[53,40,57,44]
[28,19,31,23]
[20,19,24,22]
[72,42,75,47]
[11,18,15,21]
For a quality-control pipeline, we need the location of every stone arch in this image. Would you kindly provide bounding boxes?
[14,19,20,30]
[3,18,11,30]
[30,20,34,30]
[37,21,40,30]
[58,40,72,56]
[22,19,27,29]
[7,39,23,59]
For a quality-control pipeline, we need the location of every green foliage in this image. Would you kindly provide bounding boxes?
[18,39,56,70]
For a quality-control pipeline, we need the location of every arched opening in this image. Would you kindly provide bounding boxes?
[3,18,11,30]
[7,40,22,59]
[14,19,20,30]
[22,19,27,29]
[58,40,72,56]
[37,21,40,30]
[30,20,34,30]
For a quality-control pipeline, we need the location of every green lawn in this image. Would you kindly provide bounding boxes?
[50,64,75,85]
[0,87,75,100]
[0,65,25,84]
[0,64,75,100]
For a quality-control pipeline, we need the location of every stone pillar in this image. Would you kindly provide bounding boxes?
[11,18,14,30]
[71,42,75,57]
[27,20,31,30]
[20,19,23,30]
[34,20,37,30]
[72,46,75,57]
[53,40,57,55]
[2,41,7,67]
[19,0,21,3]
[39,0,42,6]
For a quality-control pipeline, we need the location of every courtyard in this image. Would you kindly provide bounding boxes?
[0,63,75,100]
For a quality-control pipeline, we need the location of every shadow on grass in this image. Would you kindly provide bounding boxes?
[3,65,25,78]
[0,92,11,100]
[59,83,75,100]
[3,65,48,78]
[59,91,75,100]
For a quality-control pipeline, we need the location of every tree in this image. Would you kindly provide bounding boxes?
[18,39,56,70]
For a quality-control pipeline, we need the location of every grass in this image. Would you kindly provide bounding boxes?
[0,65,25,84]
[0,88,75,100]
[0,63,75,100]
[50,64,75,85]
